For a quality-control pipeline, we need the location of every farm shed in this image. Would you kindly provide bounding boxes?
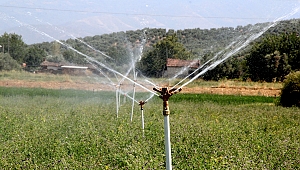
[40,61,96,75]
[40,61,64,73]
[163,58,200,78]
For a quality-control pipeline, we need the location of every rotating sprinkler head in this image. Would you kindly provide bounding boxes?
[139,100,147,110]
[153,87,182,115]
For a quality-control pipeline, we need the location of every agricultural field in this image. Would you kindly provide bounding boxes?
[0,71,282,96]
[0,84,299,169]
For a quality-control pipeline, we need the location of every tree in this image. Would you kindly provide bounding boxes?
[278,33,300,71]
[0,33,26,63]
[279,71,300,107]
[0,53,21,71]
[24,46,46,67]
[63,50,86,64]
[245,33,295,82]
[138,35,194,77]
[202,56,246,81]
[107,45,130,66]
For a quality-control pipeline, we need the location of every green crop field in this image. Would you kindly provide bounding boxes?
[0,86,299,169]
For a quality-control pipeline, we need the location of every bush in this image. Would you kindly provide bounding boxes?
[0,53,21,71]
[279,71,300,107]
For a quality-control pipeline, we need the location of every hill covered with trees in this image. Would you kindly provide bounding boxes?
[1,18,300,81]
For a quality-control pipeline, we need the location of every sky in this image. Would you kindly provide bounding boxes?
[1,0,300,44]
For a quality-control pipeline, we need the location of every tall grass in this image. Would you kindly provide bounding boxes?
[0,87,299,169]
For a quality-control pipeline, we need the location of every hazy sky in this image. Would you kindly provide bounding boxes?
[1,0,300,43]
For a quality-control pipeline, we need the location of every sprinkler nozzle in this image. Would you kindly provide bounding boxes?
[139,100,146,110]
[153,87,182,116]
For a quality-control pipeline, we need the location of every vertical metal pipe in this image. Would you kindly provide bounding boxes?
[164,115,172,170]
[141,109,145,137]
[153,87,180,170]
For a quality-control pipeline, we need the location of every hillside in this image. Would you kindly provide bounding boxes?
[33,18,300,59]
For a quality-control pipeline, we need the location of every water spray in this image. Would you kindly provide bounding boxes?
[130,72,137,122]
[153,87,182,170]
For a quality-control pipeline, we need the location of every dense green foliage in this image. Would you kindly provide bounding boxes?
[0,87,299,169]
[0,33,47,70]
[138,35,194,77]
[30,18,300,81]
[2,19,300,81]
[0,33,26,63]
[24,46,47,68]
[0,53,22,71]
[279,71,300,107]
[246,33,300,82]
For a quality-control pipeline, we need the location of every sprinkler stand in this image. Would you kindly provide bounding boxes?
[153,87,181,170]
[139,101,146,136]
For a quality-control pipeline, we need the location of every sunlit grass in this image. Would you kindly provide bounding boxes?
[0,71,101,83]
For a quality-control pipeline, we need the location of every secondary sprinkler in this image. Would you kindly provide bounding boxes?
[153,87,181,170]
[139,100,146,110]
[139,100,147,136]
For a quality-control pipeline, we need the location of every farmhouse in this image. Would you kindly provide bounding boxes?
[164,58,200,78]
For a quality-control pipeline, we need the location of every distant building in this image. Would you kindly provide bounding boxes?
[164,58,200,78]
[40,61,63,72]
[40,60,98,75]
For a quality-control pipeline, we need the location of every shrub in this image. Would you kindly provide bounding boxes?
[279,71,300,107]
[0,53,21,71]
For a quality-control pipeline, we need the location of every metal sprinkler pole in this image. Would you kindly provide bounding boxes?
[153,87,181,170]
[139,101,146,137]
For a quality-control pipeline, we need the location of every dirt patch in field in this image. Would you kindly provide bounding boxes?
[0,80,281,97]
[183,86,280,97]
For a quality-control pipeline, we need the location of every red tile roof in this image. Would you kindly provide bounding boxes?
[166,58,200,68]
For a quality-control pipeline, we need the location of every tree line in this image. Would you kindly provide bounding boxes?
[1,18,300,82]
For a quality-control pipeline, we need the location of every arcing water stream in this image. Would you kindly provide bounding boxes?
[2,13,158,97]
[172,6,300,91]
[1,4,299,116]
[1,5,300,170]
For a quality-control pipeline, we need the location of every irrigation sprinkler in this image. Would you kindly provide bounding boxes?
[139,100,147,136]
[153,87,181,170]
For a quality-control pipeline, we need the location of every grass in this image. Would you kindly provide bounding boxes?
[0,71,100,83]
[0,86,299,169]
